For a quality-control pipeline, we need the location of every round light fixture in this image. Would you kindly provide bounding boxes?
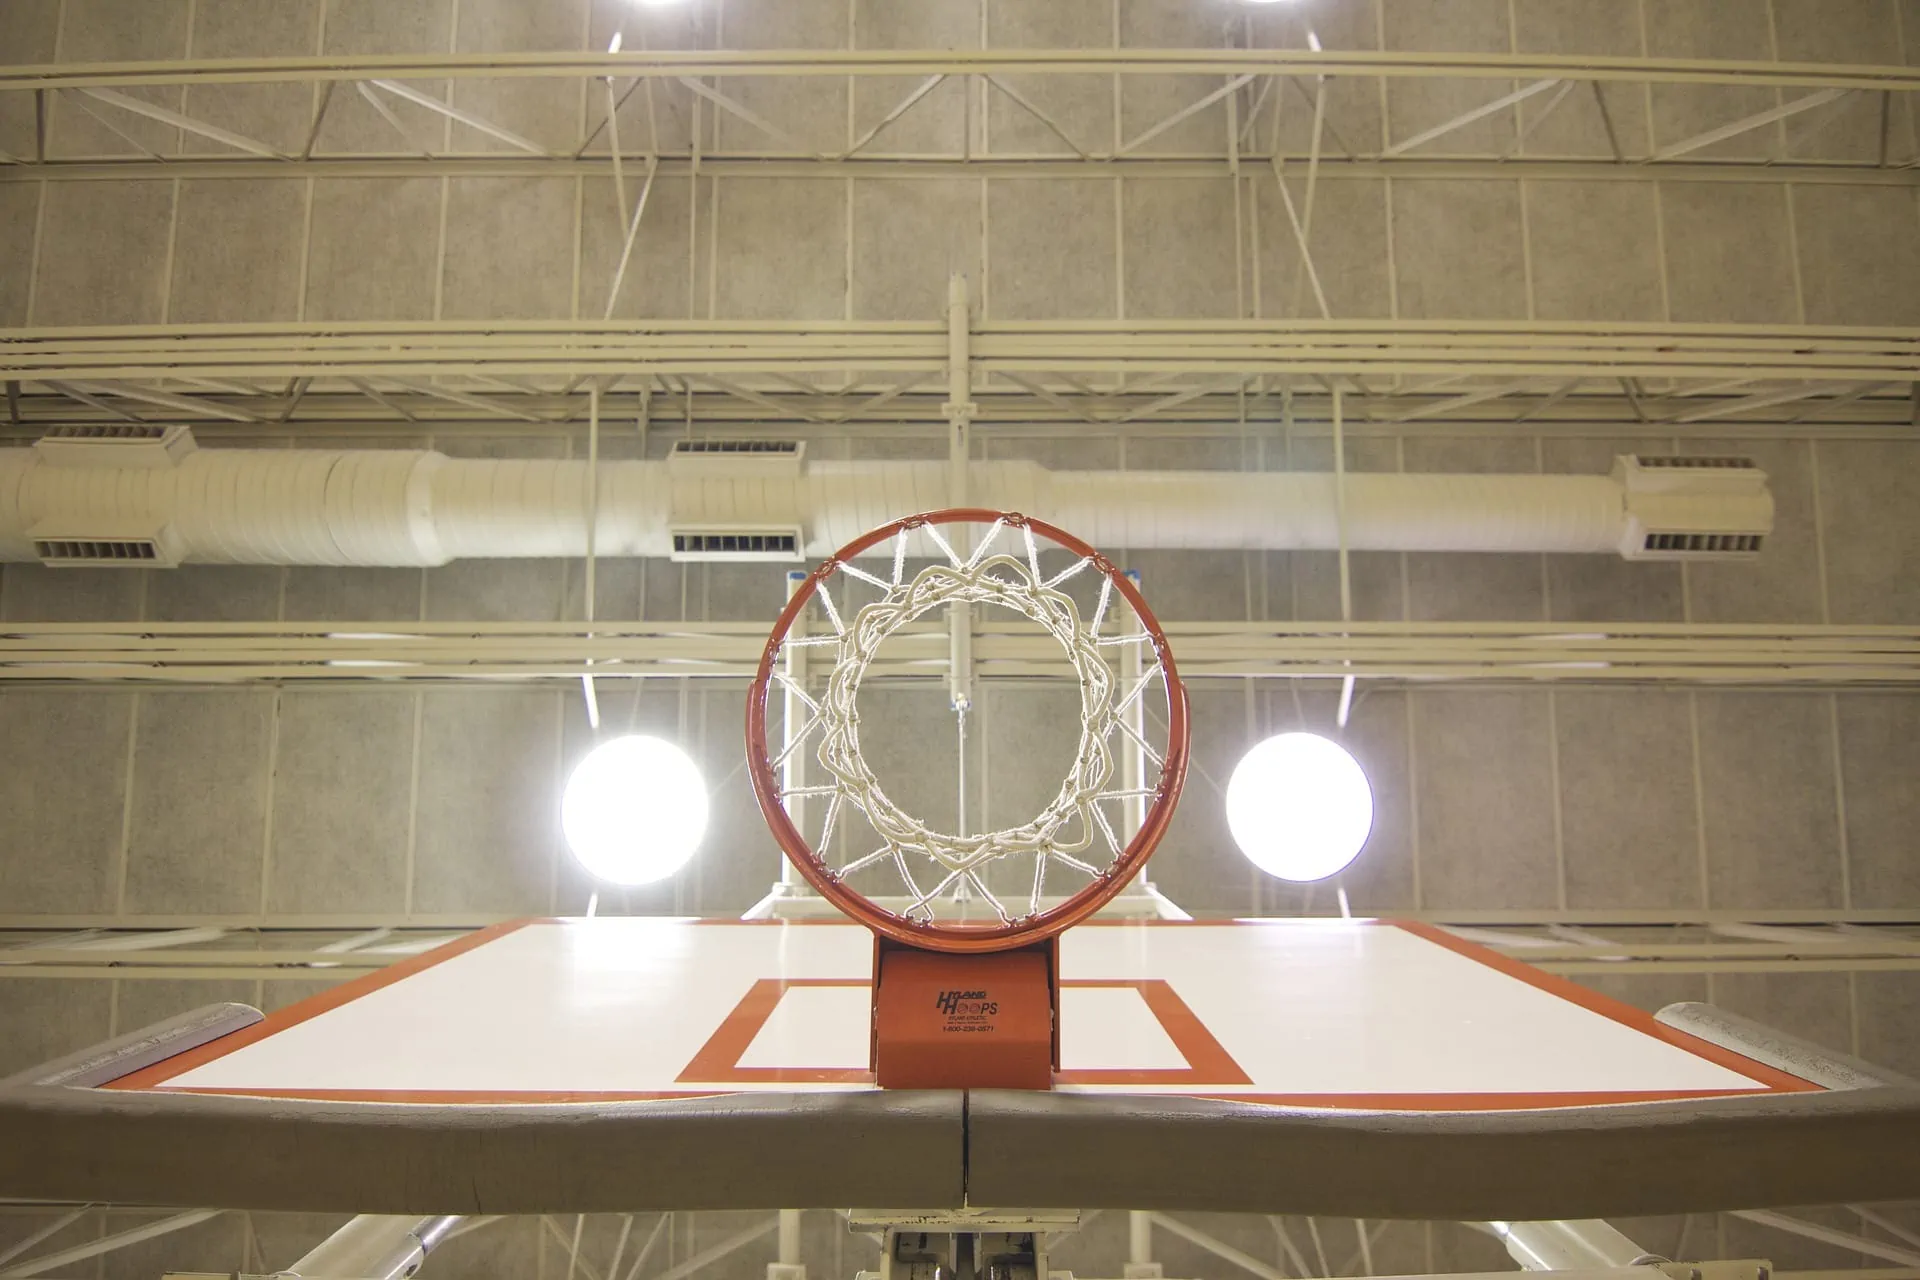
[1226,732,1373,882]
[562,735,709,885]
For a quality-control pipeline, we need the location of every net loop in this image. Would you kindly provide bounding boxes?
[814,552,1116,894]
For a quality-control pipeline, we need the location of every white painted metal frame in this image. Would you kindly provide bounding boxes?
[4,319,1915,435]
[2,619,1916,686]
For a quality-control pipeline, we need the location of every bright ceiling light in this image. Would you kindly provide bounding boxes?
[1226,732,1373,882]
[563,735,709,885]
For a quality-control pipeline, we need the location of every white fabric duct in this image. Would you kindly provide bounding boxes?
[0,447,1770,565]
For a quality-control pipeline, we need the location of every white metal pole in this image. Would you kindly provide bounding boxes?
[1492,1220,1647,1271]
[1333,385,1355,728]
[778,1210,802,1266]
[946,272,976,861]
[582,384,602,729]
[1129,1211,1153,1265]
[282,1215,462,1280]
[945,271,976,719]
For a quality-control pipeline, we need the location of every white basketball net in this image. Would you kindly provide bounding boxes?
[768,518,1171,926]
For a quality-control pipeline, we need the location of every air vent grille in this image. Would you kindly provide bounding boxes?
[1636,456,1757,470]
[33,422,197,468]
[1642,532,1764,554]
[671,440,800,456]
[673,531,799,556]
[39,424,175,442]
[35,539,163,564]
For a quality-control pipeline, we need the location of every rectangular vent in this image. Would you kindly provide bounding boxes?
[35,538,163,564]
[666,437,804,480]
[1636,455,1756,470]
[39,424,175,442]
[673,531,798,556]
[671,440,800,456]
[1641,532,1764,554]
[33,422,197,469]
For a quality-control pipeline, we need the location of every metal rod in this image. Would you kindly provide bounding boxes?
[652,1216,779,1280]
[1490,1220,1647,1271]
[582,385,601,729]
[778,1210,802,1266]
[282,1215,462,1280]
[1730,1212,1920,1269]
[0,1209,221,1279]
[9,50,1920,93]
[1656,1002,1918,1089]
[0,1002,260,1088]
[1129,1211,1153,1266]
[1150,1213,1287,1280]
[0,1207,92,1271]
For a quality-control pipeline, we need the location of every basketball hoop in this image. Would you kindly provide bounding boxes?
[746,509,1189,953]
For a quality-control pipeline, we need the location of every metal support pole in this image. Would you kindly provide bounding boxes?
[1491,1220,1650,1271]
[1125,1211,1161,1278]
[1657,1002,1918,1089]
[770,1209,805,1280]
[0,1002,260,1089]
[581,385,602,730]
[1333,385,1356,728]
[282,1215,462,1280]
[945,272,977,719]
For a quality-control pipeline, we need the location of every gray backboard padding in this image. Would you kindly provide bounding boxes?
[0,1087,965,1212]
[10,1085,1920,1215]
[964,1088,1920,1218]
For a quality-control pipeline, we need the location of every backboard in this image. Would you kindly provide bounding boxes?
[102,918,1816,1109]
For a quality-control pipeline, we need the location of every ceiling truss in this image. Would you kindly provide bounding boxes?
[1,48,1916,185]
[3,320,1916,436]
[2,619,1916,686]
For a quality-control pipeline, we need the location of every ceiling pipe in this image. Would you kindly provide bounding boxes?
[0,438,1772,567]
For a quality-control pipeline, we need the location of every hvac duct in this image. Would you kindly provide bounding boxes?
[0,435,1772,568]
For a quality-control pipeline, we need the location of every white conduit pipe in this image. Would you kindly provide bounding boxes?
[0,448,1771,565]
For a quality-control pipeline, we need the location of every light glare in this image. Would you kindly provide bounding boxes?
[1226,732,1373,882]
[563,735,709,885]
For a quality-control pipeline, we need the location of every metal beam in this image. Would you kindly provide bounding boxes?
[6,153,1915,185]
[1729,1212,1920,1269]
[3,619,1920,686]
[1651,88,1855,161]
[1381,78,1564,157]
[73,86,286,159]
[7,51,1920,93]
[0,1209,222,1279]
[365,79,548,156]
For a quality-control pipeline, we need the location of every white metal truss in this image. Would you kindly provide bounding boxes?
[3,320,1917,434]
[1,619,1917,686]
[1,49,1917,185]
